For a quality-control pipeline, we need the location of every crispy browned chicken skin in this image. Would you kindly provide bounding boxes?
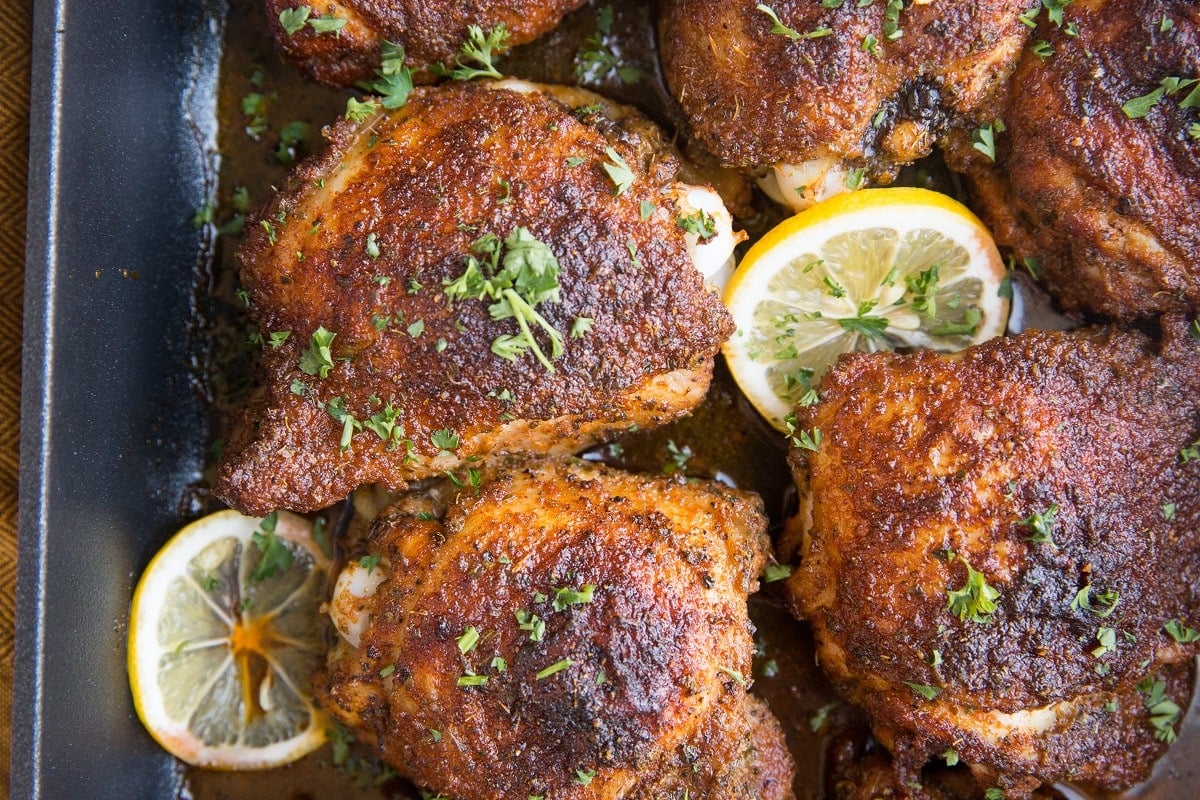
[213,82,735,515]
[658,0,1029,204]
[316,459,796,800]
[264,0,586,86]
[945,0,1200,320]
[783,318,1200,796]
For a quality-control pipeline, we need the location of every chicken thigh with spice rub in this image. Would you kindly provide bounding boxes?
[658,0,1031,210]
[783,317,1200,797]
[264,0,586,86]
[944,0,1200,320]
[317,459,795,800]
[214,80,739,516]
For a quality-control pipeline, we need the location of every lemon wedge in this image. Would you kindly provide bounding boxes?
[723,188,1009,431]
[128,509,333,769]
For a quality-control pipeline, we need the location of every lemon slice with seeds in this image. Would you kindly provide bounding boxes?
[128,509,333,769]
[723,188,1009,431]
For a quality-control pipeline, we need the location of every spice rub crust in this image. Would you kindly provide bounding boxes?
[214,83,732,515]
[784,319,1200,791]
[263,0,587,86]
[315,459,795,800]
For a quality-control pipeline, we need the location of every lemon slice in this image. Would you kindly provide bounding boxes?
[723,187,1009,431]
[128,509,333,769]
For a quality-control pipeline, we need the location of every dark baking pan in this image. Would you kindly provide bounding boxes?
[14,0,222,796]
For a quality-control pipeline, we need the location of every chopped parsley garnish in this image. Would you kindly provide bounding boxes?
[1030,39,1053,61]
[601,147,635,195]
[573,769,596,786]
[1137,676,1182,743]
[971,120,1005,162]
[1071,584,1120,618]
[515,609,546,642]
[365,232,381,258]
[663,439,692,474]
[379,664,396,678]
[793,427,823,452]
[432,24,509,81]
[345,96,380,122]
[491,655,507,672]
[844,167,866,190]
[904,681,941,701]
[570,316,594,338]
[1163,619,1200,643]
[1162,502,1177,521]
[575,5,644,84]
[279,6,346,35]
[837,301,889,339]
[717,666,747,685]
[278,7,310,35]
[809,701,838,732]
[535,658,575,680]
[457,626,480,654]
[308,14,346,34]
[930,307,982,337]
[1092,626,1117,658]
[443,228,565,371]
[457,674,489,688]
[358,554,381,575]
[882,0,904,40]
[431,428,460,453]
[904,264,940,318]
[364,403,406,447]
[299,326,336,378]
[250,512,293,582]
[1019,503,1059,546]
[1122,76,1200,119]
[676,210,717,239]
[1021,0,1074,29]
[764,564,793,583]
[326,396,362,451]
[756,4,831,40]
[946,559,1000,624]
[552,584,596,611]
[368,41,415,109]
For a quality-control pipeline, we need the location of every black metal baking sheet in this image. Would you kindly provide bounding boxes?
[14,0,223,796]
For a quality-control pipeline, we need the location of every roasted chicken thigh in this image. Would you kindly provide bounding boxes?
[264,0,587,86]
[317,459,795,800]
[658,0,1030,209]
[214,81,737,515]
[784,318,1200,795]
[945,0,1200,320]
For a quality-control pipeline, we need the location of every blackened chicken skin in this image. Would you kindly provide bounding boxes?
[264,0,586,86]
[944,0,1200,320]
[658,0,1030,208]
[784,318,1200,796]
[213,82,736,516]
[317,459,795,800]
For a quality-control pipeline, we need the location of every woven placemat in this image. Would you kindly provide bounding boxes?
[1,0,33,792]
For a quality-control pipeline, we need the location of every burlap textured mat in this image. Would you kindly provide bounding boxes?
[2,0,33,793]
